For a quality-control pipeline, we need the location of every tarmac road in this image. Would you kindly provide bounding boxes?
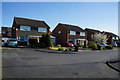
[2,47,120,78]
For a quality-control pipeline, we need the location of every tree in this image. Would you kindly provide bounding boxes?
[39,33,52,48]
[45,33,52,47]
[91,33,108,43]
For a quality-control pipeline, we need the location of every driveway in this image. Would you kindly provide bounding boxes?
[2,47,120,78]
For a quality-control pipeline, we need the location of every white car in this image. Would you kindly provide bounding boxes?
[2,40,5,46]
[112,41,117,47]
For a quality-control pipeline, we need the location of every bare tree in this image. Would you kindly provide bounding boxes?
[91,33,108,43]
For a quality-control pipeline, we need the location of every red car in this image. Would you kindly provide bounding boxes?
[65,42,74,47]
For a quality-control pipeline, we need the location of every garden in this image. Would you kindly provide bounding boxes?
[29,33,118,52]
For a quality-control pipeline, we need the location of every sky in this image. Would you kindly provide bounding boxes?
[2,2,118,35]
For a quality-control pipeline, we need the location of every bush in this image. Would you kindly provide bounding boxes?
[117,41,120,47]
[88,41,98,50]
[91,43,98,50]
[83,41,87,48]
[97,44,102,50]
[58,47,64,51]
[106,45,113,49]
[39,33,52,48]
[45,33,52,47]
[57,44,61,47]
[65,47,72,51]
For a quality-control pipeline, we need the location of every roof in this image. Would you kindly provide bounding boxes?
[58,23,84,32]
[102,31,118,37]
[85,28,101,33]
[14,17,50,28]
[1,27,12,31]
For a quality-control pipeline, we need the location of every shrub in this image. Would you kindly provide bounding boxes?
[83,41,87,48]
[57,44,61,47]
[65,47,72,51]
[91,43,98,50]
[58,47,64,51]
[88,41,92,48]
[88,41,98,50]
[117,41,120,47]
[106,45,113,49]
[97,44,102,50]
[39,33,52,48]
[45,33,52,47]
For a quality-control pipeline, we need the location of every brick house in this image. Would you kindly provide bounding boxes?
[1,27,12,38]
[52,23,86,46]
[102,31,119,44]
[85,28,101,42]
[12,17,50,46]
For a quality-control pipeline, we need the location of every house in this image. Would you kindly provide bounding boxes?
[1,27,12,38]
[85,28,101,42]
[12,17,50,46]
[52,23,87,46]
[102,31,119,44]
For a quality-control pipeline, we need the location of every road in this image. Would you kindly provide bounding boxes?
[2,47,120,78]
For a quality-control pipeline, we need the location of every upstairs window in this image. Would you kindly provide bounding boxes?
[20,26,30,31]
[70,31,76,35]
[38,27,47,33]
[116,37,119,40]
[80,32,85,36]
[58,31,61,34]
[112,37,115,39]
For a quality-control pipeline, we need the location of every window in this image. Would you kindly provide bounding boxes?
[112,37,115,39]
[18,36,28,41]
[2,32,6,34]
[116,37,119,40]
[20,26,30,31]
[58,31,61,34]
[38,27,47,32]
[70,31,76,35]
[80,32,85,36]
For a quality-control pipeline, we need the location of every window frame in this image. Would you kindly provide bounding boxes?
[38,27,47,33]
[80,32,85,36]
[20,25,31,31]
[70,30,76,35]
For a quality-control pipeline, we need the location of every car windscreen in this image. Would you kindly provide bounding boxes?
[9,40,17,41]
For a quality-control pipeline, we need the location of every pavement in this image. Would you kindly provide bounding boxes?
[2,47,120,78]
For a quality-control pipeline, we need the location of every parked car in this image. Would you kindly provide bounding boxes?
[7,38,18,47]
[96,43,108,47]
[2,40,5,46]
[112,41,118,47]
[65,42,74,47]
